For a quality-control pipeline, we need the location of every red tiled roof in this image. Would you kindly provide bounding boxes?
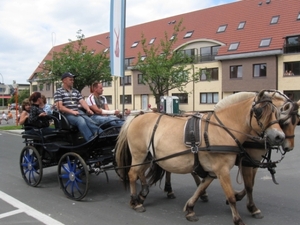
[30,0,300,79]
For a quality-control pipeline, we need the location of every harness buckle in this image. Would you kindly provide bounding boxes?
[191,145,199,154]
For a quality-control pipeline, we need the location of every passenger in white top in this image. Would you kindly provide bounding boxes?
[86,82,123,126]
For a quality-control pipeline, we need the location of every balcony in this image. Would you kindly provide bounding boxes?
[283,44,300,54]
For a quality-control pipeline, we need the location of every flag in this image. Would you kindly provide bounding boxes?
[110,0,126,77]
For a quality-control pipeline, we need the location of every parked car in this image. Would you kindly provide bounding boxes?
[9,103,19,110]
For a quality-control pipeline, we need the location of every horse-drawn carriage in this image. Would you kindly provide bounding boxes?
[19,110,123,200]
[19,90,299,225]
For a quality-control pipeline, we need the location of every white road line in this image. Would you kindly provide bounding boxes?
[0,209,23,219]
[0,190,64,225]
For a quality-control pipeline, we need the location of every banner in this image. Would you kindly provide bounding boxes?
[110,0,125,77]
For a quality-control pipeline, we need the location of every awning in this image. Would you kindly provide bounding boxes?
[0,96,11,99]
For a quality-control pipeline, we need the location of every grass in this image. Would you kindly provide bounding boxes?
[0,125,23,130]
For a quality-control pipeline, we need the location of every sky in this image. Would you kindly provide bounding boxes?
[0,0,237,85]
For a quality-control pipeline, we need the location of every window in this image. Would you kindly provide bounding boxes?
[200,68,219,81]
[138,74,144,84]
[270,16,279,24]
[32,85,38,92]
[172,93,188,104]
[105,95,112,104]
[230,66,243,78]
[39,84,43,91]
[253,64,267,77]
[259,38,271,47]
[170,34,176,41]
[181,49,196,62]
[284,35,300,53]
[200,93,219,104]
[124,58,135,68]
[149,38,156,45]
[55,82,61,90]
[184,31,194,38]
[284,61,300,76]
[217,25,227,33]
[120,95,132,104]
[140,56,146,61]
[131,41,139,48]
[168,20,176,25]
[228,42,239,51]
[200,46,220,62]
[297,12,300,20]
[237,21,246,30]
[102,81,112,87]
[120,75,131,85]
[46,83,50,91]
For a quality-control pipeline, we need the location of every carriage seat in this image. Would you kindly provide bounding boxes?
[52,110,78,132]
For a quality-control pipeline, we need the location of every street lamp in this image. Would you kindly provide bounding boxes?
[96,40,109,52]
[0,73,4,108]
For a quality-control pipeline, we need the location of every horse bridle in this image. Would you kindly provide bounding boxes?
[250,95,280,138]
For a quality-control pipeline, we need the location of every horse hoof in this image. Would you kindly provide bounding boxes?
[252,212,264,219]
[200,195,209,202]
[167,192,176,199]
[134,204,146,213]
[186,213,199,222]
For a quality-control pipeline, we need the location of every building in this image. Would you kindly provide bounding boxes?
[28,0,300,111]
[0,81,29,108]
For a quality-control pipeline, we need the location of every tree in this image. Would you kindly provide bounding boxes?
[135,20,198,111]
[9,88,30,106]
[40,30,111,92]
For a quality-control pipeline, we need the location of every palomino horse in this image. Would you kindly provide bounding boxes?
[115,90,285,225]
[163,91,300,219]
[231,96,300,218]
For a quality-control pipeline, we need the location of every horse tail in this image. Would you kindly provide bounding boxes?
[115,115,135,188]
[146,161,166,186]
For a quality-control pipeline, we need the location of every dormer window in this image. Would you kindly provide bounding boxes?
[184,31,194,38]
[131,41,139,48]
[259,38,271,47]
[237,21,246,30]
[270,16,279,24]
[149,38,156,45]
[170,34,176,41]
[103,48,109,53]
[140,56,146,61]
[217,25,227,33]
[297,12,300,20]
[228,42,239,51]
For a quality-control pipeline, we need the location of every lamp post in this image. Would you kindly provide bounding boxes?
[0,73,4,108]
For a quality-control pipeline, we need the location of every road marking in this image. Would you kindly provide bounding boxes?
[0,190,64,225]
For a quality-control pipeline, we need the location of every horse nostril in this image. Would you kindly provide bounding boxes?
[275,135,285,144]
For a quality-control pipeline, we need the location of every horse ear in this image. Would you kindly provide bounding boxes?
[257,89,266,100]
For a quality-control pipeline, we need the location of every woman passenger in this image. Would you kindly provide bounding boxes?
[28,92,53,135]
[19,98,31,125]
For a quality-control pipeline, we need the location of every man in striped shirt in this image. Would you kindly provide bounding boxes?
[54,72,102,141]
[86,82,123,126]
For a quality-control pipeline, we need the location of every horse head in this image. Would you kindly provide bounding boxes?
[250,90,285,147]
[277,100,300,152]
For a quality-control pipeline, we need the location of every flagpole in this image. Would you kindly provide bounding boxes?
[122,0,126,118]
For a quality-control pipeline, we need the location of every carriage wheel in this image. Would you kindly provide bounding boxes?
[58,152,89,201]
[19,146,43,187]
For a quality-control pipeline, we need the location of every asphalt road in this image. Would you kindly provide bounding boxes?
[0,129,299,225]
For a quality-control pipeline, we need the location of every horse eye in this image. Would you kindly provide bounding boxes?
[254,108,263,118]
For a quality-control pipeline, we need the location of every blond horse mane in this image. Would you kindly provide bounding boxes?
[214,92,256,112]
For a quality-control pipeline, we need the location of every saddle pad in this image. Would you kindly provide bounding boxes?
[184,115,202,147]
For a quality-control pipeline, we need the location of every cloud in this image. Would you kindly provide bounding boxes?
[0,0,236,84]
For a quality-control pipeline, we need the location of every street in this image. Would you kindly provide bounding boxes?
[0,128,299,225]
